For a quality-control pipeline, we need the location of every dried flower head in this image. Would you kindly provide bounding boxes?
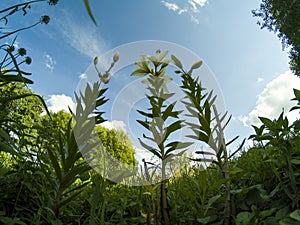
[18,48,27,56]
[48,0,59,5]
[41,15,50,24]
[25,57,32,65]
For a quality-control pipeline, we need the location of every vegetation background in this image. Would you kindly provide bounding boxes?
[0,0,299,224]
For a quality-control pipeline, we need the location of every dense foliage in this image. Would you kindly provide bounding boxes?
[253,0,300,76]
[0,1,299,225]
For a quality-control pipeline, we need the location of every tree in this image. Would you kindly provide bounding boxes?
[95,125,136,166]
[0,0,57,157]
[253,0,300,76]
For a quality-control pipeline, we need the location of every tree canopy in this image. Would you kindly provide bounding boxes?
[253,0,300,76]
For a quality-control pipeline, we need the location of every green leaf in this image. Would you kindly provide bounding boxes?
[290,106,300,111]
[190,158,214,163]
[163,120,182,142]
[165,141,192,155]
[292,88,300,100]
[205,194,221,215]
[83,0,97,25]
[291,159,300,165]
[137,109,153,118]
[197,216,212,224]
[130,69,149,77]
[259,117,274,129]
[199,116,211,135]
[235,211,254,225]
[0,141,19,156]
[137,120,150,130]
[276,207,290,221]
[290,210,300,222]
[226,136,239,146]
[195,151,215,156]
[48,149,62,181]
[51,219,63,225]
[0,74,33,84]
[259,208,277,219]
[187,131,209,143]
[279,218,300,225]
[138,138,161,159]
[61,164,90,189]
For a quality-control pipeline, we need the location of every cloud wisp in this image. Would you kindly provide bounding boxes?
[56,10,108,59]
[44,54,56,71]
[160,0,208,24]
[240,71,300,126]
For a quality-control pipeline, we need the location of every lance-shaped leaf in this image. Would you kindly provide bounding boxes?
[137,119,150,131]
[162,103,182,121]
[165,141,193,156]
[259,117,274,129]
[162,120,183,143]
[83,0,97,25]
[195,151,216,157]
[226,135,239,146]
[137,109,153,118]
[138,138,162,159]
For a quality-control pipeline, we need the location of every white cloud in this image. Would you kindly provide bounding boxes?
[13,41,20,49]
[47,94,75,113]
[188,0,198,12]
[178,8,188,15]
[134,147,154,162]
[257,77,264,83]
[161,1,180,11]
[242,71,300,126]
[44,54,56,71]
[101,120,127,132]
[238,115,250,127]
[190,14,200,24]
[57,10,108,59]
[79,73,88,80]
[192,0,208,7]
[160,0,208,24]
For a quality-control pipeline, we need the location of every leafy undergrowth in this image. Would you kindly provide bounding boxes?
[1,131,299,225]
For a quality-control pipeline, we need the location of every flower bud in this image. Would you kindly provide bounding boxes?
[94,56,98,65]
[113,52,120,62]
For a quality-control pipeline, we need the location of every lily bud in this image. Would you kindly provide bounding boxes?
[113,52,120,62]
[94,56,98,65]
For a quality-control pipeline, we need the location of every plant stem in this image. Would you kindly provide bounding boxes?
[213,105,231,225]
[160,161,170,225]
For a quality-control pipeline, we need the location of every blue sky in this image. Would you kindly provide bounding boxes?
[2,0,300,161]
